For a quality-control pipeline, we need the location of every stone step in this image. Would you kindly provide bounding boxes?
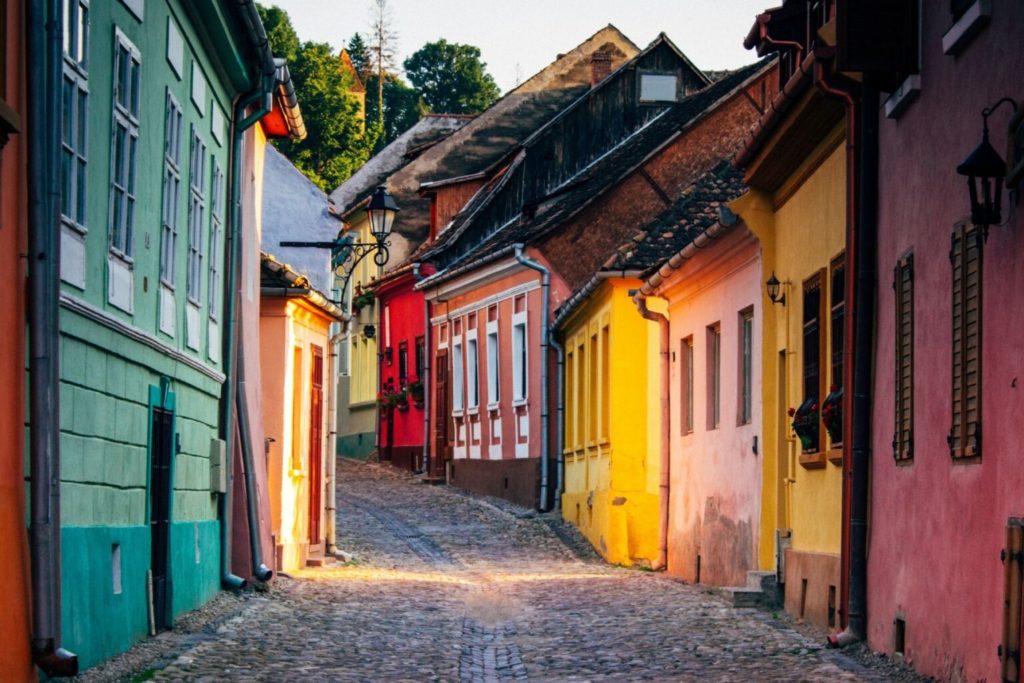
[746,570,777,591]
[716,586,765,608]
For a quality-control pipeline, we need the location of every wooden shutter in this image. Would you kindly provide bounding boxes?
[893,254,914,462]
[1002,522,1024,682]
[950,223,982,459]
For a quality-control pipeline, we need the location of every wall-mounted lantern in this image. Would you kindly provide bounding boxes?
[957,97,1018,229]
[766,271,786,306]
[362,324,376,340]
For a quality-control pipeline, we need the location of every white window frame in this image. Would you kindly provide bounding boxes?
[208,160,224,319]
[466,330,479,411]
[452,338,464,413]
[512,312,528,404]
[119,0,143,21]
[160,90,183,286]
[108,28,140,261]
[186,127,207,304]
[486,320,499,408]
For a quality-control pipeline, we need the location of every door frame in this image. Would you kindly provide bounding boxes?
[147,377,177,632]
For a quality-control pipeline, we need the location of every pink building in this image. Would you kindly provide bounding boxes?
[867,2,1024,679]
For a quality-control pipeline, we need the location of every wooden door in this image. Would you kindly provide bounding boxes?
[433,349,451,478]
[308,345,324,546]
[149,406,174,631]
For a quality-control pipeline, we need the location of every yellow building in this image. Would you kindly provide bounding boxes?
[555,278,662,567]
[734,12,851,631]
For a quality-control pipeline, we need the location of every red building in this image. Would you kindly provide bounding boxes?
[866,2,1024,679]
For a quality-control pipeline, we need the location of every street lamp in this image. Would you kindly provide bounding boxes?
[280,185,400,302]
[957,97,1017,230]
[766,271,786,306]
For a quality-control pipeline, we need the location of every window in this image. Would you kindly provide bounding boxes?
[452,339,464,411]
[61,1,89,233]
[707,324,721,429]
[950,223,982,459]
[208,161,224,318]
[639,72,678,102]
[398,341,408,385]
[681,337,694,435]
[830,255,846,446]
[739,309,753,425]
[466,335,479,409]
[803,271,826,452]
[186,130,206,302]
[486,325,499,406]
[576,339,586,440]
[600,324,610,441]
[160,92,183,285]
[512,317,527,402]
[894,253,914,461]
[415,336,425,380]
[566,349,575,448]
[109,30,140,259]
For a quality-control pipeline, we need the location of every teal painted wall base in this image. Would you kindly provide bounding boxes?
[337,431,375,461]
[61,521,221,671]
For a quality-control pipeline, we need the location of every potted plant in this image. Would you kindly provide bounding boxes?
[821,385,843,445]
[789,397,819,452]
[407,379,425,408]
[377,385,408,411]
[351,287,375,314]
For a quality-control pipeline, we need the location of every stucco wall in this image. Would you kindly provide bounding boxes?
[867,3,1024,679]
[662,226,762,587]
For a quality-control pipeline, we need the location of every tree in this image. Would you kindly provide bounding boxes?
[403,40,500,115]
[257,4,375,190]
[364,73,422,148]
[346,33,372,81]
[367,0,398,130]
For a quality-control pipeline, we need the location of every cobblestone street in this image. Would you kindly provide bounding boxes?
[127,460,910,682]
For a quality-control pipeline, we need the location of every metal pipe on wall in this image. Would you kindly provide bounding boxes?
[413,264,431,475]
[27,0,77,675]
[549,334,566,512]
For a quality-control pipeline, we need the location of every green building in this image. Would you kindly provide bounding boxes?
[47,0,299,669]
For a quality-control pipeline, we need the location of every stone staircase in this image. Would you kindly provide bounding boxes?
[715,571,781,609]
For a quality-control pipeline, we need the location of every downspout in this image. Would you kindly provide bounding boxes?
[514,245,552,512]
[413,264,431,475]
[549,334,565,512]
[27,0,77,674]
[220,78,272,590]
[632,293,670,572]
[236,353,273,582]
[813,55,870,648]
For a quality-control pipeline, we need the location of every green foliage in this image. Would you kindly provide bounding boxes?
[257,4,375,191]
[364,72,422,149]
[403,39,501,115]
[346,33,372,80]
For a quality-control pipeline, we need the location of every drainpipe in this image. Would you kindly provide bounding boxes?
[632,292,670,572]
[220,80,272,590]
[813,54,870,648]
[413,264,431,475]
[513,245,552,512]
[549,334,566,512]
[325,327,344,555]
[236,353,273,583]
[27,0,77,675]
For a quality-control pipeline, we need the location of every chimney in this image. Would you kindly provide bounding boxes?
[590,50,612,86]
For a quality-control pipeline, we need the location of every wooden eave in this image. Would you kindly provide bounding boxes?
[742,86,844,194]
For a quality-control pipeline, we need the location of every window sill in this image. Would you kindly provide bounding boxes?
[512,398,528,408]
[61,217,88,236]
[799,450,827,469]
[487,403,500,413]
[884,75,921,120]
[109,249,135,267]
[942,0,991,56]
[827,447,844,466]
[467,407,479,417]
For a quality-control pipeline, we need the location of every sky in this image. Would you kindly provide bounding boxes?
[266,0,773,93]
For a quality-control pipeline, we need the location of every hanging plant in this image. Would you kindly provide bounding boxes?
[789,397,819,452]
[376,386,408,410]
[351,290,376,313]
[407,379,425,406]
[821,385,843,444]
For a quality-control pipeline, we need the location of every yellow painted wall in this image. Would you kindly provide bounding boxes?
[560,279,662,566]
[348,212,380,405]
[736,127,847,570]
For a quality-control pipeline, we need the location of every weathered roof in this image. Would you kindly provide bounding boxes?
[260,252,346,321]
[613,161,746,274]
[329,114,471,216]
[260,145,339,295]
[431,60,768,267]
[356,25,641,259]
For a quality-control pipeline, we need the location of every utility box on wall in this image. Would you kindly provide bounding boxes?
[209,439,227,493]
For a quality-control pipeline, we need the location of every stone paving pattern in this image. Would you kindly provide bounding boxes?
[119,460,916,681]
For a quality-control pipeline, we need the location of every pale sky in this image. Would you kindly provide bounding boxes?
[266,0,773,93]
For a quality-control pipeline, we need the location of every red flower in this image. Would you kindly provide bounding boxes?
[788,407,796,417]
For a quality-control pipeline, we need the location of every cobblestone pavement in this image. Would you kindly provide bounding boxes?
[139,460,913,682]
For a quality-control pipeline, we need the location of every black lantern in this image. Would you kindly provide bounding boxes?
[766,271,785,306]
[957,97,1017,227]
[362,324,376,340]
[367,185,400,245]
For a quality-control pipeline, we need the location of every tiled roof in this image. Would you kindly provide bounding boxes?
[436,60,768,266]
[611,161,746,274]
